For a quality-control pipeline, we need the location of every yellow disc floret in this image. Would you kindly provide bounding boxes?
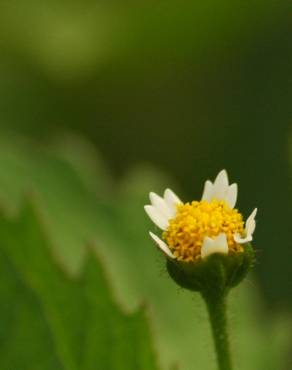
[163,200,244,262]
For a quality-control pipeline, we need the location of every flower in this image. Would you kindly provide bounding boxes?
[144,170,257,262]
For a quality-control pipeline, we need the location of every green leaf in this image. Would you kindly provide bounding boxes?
[0,201,159,370]
[0,135,290,370]
[0,248,65,370]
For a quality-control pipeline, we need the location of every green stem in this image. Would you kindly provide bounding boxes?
[203,294,232,370]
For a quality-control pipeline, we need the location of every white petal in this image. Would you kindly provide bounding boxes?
[144,205,169,230]
[149,232,174,258]
[234,208,257,244]
[201,233,228,259]
[149,192,173,218]
[212,169,229,200]
[164,188,181,214]
[214,169,229,189]
[202,180,213,201]
[246,208,257,235]
[225,183,238,209]
[234,233,253,244]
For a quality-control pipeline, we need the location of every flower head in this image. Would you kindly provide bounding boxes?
[145,170,257,262]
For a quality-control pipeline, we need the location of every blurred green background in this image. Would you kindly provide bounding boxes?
[0,1,292,369]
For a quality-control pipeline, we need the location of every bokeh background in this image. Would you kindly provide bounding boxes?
[0,1,292,369]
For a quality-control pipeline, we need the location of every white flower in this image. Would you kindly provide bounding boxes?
[144,170,257,261]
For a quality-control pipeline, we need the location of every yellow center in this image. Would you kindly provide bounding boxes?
[163,199,244,262]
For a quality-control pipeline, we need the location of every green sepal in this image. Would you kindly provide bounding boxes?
[166,244,255,299]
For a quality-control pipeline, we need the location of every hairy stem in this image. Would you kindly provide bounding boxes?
[203,294,232,370]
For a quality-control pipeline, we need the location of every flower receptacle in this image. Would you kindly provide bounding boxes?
[166,244,255,299]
